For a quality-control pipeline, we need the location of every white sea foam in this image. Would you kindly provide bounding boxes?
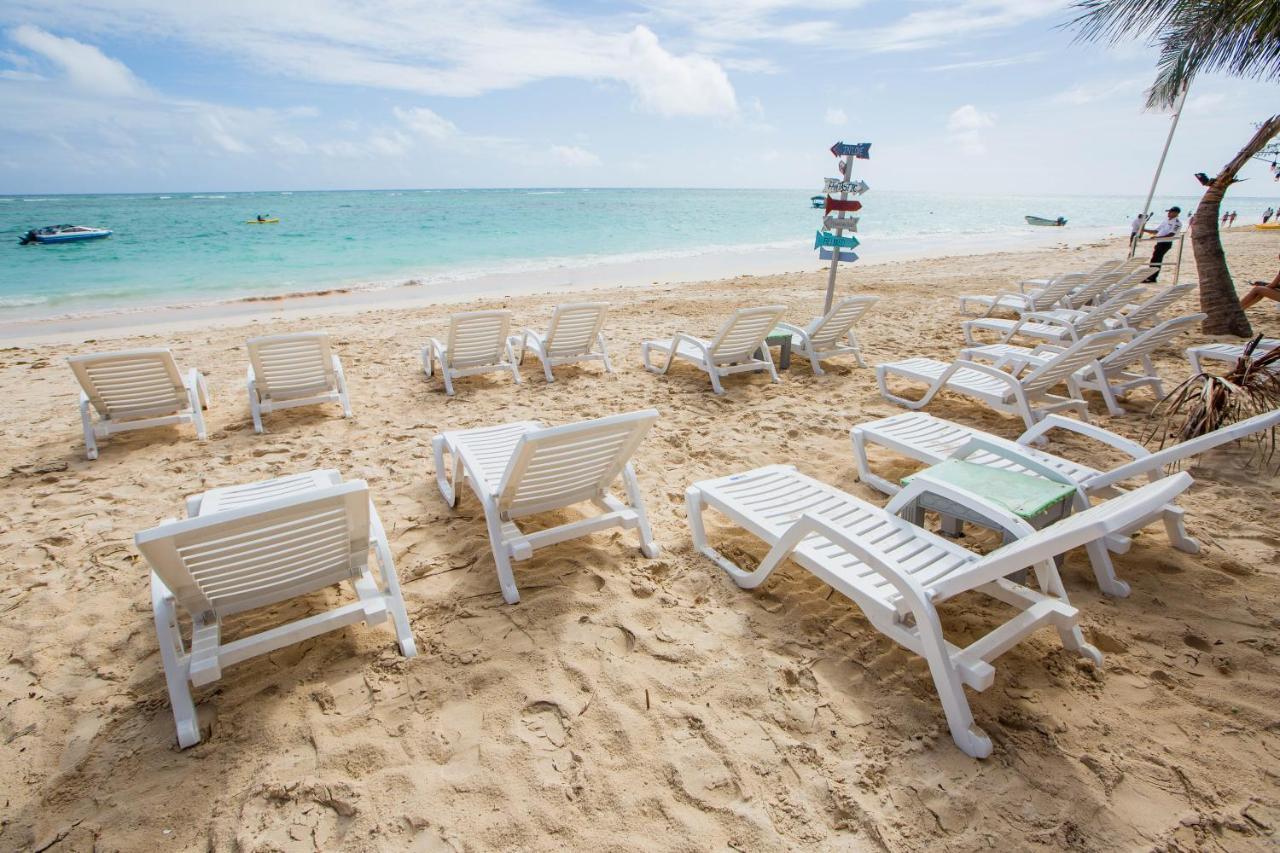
[0,296,49,308]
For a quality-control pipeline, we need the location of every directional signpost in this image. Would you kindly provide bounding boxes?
[816,140,871,312]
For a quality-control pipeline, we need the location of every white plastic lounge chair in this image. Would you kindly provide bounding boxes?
[516,302,613,382]
[246,332,352,433]
[432,410,660,604]
[877,329,1130,429]
[422,310,521,395]
[1108,283,1195,330]
[135,469,416,748]
[68,348,209,460]
[964,314,1204,415]
[1057,266,1153,310]
[852,407,1280,592]
[959,274,1080,318]
[1186,337,1280,374]
[641,305,786,394]
[962,288,1145,346]
[774,295,878,373]
[686,463,1192,757]
[1018,258,1140,293]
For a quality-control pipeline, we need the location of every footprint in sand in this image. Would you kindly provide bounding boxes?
[666,719,743,810]
[518,701,575,778]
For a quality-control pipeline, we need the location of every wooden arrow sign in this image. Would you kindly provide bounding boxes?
[831,141,871,159]
[823,178,869,194]
[815,230,860,250]
[823,215,859,232]
[819,248,858,262]
[824,196,863,214]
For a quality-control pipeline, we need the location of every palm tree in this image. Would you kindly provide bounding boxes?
[1067,0,1280,337]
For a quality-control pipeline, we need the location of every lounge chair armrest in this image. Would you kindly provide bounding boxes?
[1029,344,1068,356]
[1016,414,1151,459]
[671,332,712,357]
[1019,311,1075,327]
[949,359,1024,387]
[774,321,808,341]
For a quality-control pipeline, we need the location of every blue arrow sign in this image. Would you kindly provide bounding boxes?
[815,230,860,250]
[831,142,871,159]
[819,248,858,262]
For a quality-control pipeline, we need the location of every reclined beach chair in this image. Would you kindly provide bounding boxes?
[516,302,613,382]
[1018,258,1139,293]
[775,295,878,373]
[877,329,1130,429]
[432,410,660,604]
[422,310,521,395]
[1186,337,1280,374]
[1057,266,1152,310]
[963,314,1203,415]
[962,288,1144,347]
[1108,283,1195,330]
[641,305,785,394]
[958,274,1079,318]
[246,332,352,433]
[686,463,1192,757]
[851,407,1280,593]
[134,469,416,748]
[68,349,209,460]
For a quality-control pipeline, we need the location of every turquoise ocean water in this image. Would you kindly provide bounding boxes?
[1,188,1270,319]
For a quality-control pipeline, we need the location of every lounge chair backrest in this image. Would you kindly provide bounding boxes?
[1098,266,1156,302]
[1073,287,1146,334]
[1093,407,1280,489]
[247,333,337,401]
[1033,275,1084,307]
[1021,329,1132,397]
[445,310,512,369]
[496,409,658,516]
[708,305,786,364]
[807,296,878,347]
[931,473,1192,600]
[1062,268,1129,307]
[69,349,188,420]
[1101,313,1204,369]
[543,303,608,358]
[1122,283,1195,328]
[135,481,371,618]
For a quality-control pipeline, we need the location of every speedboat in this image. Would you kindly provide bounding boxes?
[19,224,113,244]
[1025,215,1067,227]
[810,195,825,208]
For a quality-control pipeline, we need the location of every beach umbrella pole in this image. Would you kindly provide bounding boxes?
[1131,84,1189,259]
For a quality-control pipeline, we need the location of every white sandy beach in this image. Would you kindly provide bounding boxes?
[1,229,1279,851]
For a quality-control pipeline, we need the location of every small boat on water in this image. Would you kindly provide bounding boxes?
[810,195,824,209]
[19,224,113,245]
[1025,215,1067,227]
[245,217,280,224]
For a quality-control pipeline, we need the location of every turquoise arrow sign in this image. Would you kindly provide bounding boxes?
[815,230,860,250]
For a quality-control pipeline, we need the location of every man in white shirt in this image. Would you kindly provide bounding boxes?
[1141,205,1182,282]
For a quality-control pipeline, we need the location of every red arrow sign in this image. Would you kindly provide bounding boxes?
[824,196,863,214]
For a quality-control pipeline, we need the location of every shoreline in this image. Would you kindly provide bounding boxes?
[2,225,1124,344]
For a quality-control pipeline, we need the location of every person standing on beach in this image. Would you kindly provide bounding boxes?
[1222,211,1231,226]
[1230,211,1238,226]
[1264,207,1275,224]
[1141,206,1182,282]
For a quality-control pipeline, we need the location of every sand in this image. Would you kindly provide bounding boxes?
[1,229,1278,851]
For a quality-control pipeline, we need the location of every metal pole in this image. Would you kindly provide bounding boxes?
[1131,83,1189,259]
[824,154,853,313]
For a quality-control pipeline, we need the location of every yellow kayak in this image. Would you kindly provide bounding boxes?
[1255,222,1280,231]
[245,218,280,224]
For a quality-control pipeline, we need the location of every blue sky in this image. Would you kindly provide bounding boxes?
[0,0,1275,196]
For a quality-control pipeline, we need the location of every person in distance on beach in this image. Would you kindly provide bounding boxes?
[1141,206,1182,282]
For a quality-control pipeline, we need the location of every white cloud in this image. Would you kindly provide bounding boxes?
[824,107,846,126]
[393,106,459,141]
[8,25,148,97]
[861,0,1070,52]
[926,51,1045,72]
[550,144,600,167]
[1052,75,1147,106]
[946,104,995,155]
[621,26,736,117]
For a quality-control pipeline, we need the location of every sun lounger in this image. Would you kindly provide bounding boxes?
[774,295,878,372]
[422,310,521,395]
[1186,337,1280,373]
[877,329,1130,429]
[68,348,209,460]
[686,462,1192,757]
[516,302,613,382]
[432,410,659,604]
[1108,283,1195,330]
[962,288,1145,346]
[641,305,786,394]
[134,469,416,747]
[246,332,352,433]
[959,274,1079,317]
[852,407,1280,593]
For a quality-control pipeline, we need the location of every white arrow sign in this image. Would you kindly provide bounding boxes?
[823,216,859,232]
[823,178,870,195]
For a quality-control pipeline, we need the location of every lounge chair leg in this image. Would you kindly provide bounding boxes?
[186,373,208,440]
[371,509,418,657]
[432,435,459,507]
[442,369,455,396]
[541,359,555,384]
[506,341,522,385]
[248,381,265,434]
[1162,504,1200,553]
[482,511,520,604]
[80,396,99,460]
[808,351,824,376]
[598,335,615,373]
[421,346,434,378]
[848,332,867,369]
[1084,538,1131,597]
[623,463,659,557]
[708,368,725,395]
[911,605,992,759]
[152,575,200,748]
[850,429,900,495]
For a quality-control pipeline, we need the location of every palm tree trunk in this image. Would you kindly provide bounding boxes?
[1194,114,1280,337]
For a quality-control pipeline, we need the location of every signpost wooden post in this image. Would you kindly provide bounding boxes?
[817,141,870,313]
